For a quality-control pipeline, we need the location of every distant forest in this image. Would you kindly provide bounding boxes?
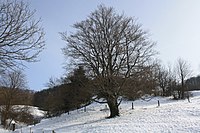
[186,76,200,91]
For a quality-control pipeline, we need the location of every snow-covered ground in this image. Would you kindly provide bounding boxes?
[28,106,46,118]
[3,91,200,133]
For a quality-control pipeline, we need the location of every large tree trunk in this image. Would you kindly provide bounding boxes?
[181,87,185,99]
[181,79,185,99]
[107,97,119,118]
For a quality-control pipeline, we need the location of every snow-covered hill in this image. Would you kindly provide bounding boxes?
[5,91,200,132]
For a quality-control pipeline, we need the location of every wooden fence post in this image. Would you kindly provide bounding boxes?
[84,106,86,112]
[158,100,160,107]
[132,102,134,109]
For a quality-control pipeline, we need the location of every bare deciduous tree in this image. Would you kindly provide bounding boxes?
[0,70,28,127]
[61,5,157,118]
[157,65,170,96]
[45,77,62,88]
[176,58,192,99]
[0,0,45,72]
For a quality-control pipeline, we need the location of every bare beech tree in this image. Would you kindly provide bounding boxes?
[0,0,45,72]
[61,5,157,118]
[176,58,192,99]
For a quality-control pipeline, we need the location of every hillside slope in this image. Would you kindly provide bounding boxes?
[10,91,200,133]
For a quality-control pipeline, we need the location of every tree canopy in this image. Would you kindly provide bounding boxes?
[0,0,45,72]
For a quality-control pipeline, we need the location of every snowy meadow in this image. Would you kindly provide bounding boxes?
[5,91,200,133]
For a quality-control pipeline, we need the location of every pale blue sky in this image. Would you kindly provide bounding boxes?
[25,0,200,91]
